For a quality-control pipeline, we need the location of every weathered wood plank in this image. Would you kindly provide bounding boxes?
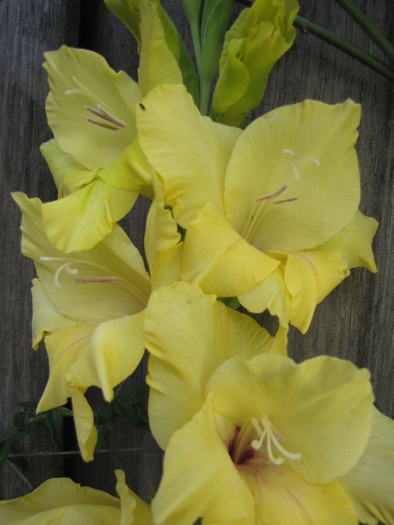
[1,0,392,514]
[0,0,81,498]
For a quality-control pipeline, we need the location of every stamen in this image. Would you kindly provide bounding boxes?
[74,277,120,284]
[64,75,128,131]
[272,197,299,205]
[85,105,127,131]
[86,118,118,131]
[85,105,127,128]
[38,255,149,306]
[256,185,287,201]
[250,416,302,465]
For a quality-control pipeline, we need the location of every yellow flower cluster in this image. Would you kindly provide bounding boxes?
[3,0,393,524]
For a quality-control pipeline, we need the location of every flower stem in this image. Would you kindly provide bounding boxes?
[199,76,212,116]
[294,16,394,83]
[5,459,35,489]
[333,0,394,64]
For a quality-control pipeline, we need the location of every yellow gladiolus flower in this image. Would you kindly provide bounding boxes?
[0,470,153,524]
[145,283,393,525]
[40,4,184,253]
[137,84,378,333]
[13,187,184,460]
[13,192,151,460]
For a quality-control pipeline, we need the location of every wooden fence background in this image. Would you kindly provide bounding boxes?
[1,0,393,512]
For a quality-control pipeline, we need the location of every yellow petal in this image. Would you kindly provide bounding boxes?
[40,139,89,198]
[44,46,141,169]
[224,99,361,252]
[145,281,283,449]
[317,210,378,272]
[206,353,373,484]
[0,477,120,525]
[252,463,357,525]
[138,2,183,95]
[115,470,153,525]
[41,179,138,253]
[144,175,183,289]
[182,202,279,296]
[340,408,394,525]
[96,137,153,191]
[31,278,74,349]
[238,266,291,328]
[70,387,98,462]
[137,84,241,227]
[283,248,348,333]
[37,326,95,412]
[281,209,378,332]
[70,310,146,401]
[151,394,254,525]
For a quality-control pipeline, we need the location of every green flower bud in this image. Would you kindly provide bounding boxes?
[212,0,299,127]
[105,0,199,104]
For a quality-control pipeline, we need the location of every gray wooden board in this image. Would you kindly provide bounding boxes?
[0,1,393,520]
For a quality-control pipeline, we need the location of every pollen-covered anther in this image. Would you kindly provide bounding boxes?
[85,104,127,131]
[74,276,120,284]
[251,416,302,465]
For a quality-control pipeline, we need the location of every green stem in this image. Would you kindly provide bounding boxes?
[294,16,394,83]
[5,459,35,488]
[190,23,203,73]
[0,413,47,444]
[333,0,394,64]
[199,76,212,116]
[0,408,72,444]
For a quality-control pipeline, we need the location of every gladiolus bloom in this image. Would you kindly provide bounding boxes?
[137,84,378,333]
[145,282,393,525]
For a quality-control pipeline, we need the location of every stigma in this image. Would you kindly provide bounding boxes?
[250,416,302,465]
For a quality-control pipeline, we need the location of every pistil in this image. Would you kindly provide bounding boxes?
[229,415,301,466]
[39,255,150,306]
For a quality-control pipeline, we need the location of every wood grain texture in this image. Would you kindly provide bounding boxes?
[0,1,392,517]
[0,0,81,498]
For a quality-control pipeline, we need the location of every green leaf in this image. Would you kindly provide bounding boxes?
[217,296,241,310]
[17,401,38,413]
[114,402,141,426]
[13,412,26,428]
[13,428,38,438]
[94,424,107,454]
[94,402,114,427]
[133,403,149,423]
[43,409,63,449]
[114,384,149,400]
[0,440,13,469]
